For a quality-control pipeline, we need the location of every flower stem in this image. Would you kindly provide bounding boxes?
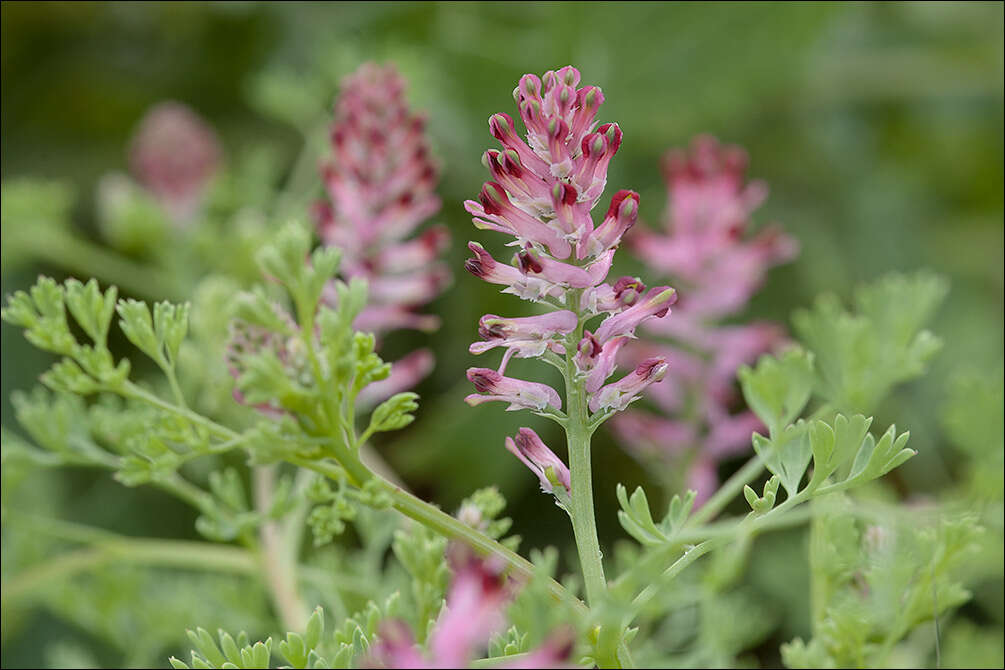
[122,384,587,614]
[290,455,586,614]
[1,512,364,608]
[563,292,608,609]
[0,538,257,607]
[687,453,764,527]
[254,465,309,632]
[565,366,607,607]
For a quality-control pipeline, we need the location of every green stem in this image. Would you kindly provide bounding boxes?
[1,514,366,608]
[562,291,607,610]
[621,488,812,616]
[157,472,217,515]
[122,381,237,440]
[291,456,585,613]
[687,454,764,527]
[1,539,257,607]
[254,465,309,632]
[562,291,608,610]
[387,484,586,612]
[630,540,717,613]
[123,381,587,613]
[687,404,837,528]
[564,355,607,607]
[564,296,622,668]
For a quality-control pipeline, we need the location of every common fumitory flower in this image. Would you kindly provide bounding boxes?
[464,242,559,302]
[579,189,640,258]
[314,62,449,403]
[129,101,221,224]
[366,547,572,669]
[591,287,677,344]
[505,427,572,496]
[462,66,674,497]
[576,335,630,394]
[465,368,561,411]
[581,276,647,314]
[589,358,669,413]
[614,135,798,503]
[470,311,577,370]
[467,181,572,257]
[225,310,306,417]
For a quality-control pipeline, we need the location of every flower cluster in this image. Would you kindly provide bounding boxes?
[613,136,798,502]
[368,546,571,668]
[314,63,449,404]
[225,311,305,418]
[463,66,676,492]
[129,101,221,225]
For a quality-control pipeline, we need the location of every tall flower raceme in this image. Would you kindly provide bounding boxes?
[129,101,222,225]
[314,63,450,405]
[612,135,798,504]
[463,66,676,607]
[367,546,572,669]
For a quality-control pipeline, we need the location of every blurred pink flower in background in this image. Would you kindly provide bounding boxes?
[613,135,798,504]
[367,546,572,669]
[129,101,221,224]
[314,62,449,404]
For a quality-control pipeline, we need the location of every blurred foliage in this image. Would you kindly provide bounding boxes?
[1,2,1002,668]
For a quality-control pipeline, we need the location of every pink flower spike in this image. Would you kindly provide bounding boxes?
[505,428,571,495]
[589,358,669,412]
[314,63,448,399]
[592,286,677,344]
[580,190,639,258]
[429,549,510,668]
[130,101,221,224]
[616,135,799,499]
[466,368,562,411]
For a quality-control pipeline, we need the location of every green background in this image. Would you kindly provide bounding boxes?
[2,2,1002,667]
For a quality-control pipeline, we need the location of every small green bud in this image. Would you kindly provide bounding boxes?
[367,392,419,434]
